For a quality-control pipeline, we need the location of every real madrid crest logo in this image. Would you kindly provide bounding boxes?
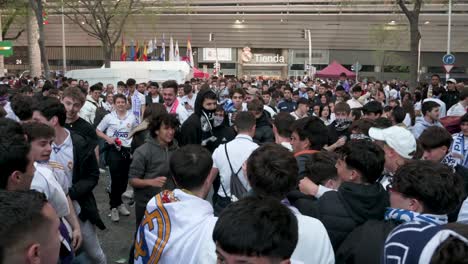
[241,47,253,63]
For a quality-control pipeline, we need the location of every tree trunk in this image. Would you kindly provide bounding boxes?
[103,44,113,68]
[27,7,41,78]
[0,10,5,77]
[34,1,50,80]
[408,19,421,93]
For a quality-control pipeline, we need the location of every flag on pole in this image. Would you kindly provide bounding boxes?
[135,41,140,61]
[120,36,127,61]
[130,40,135,61]
[142,42,148,61]
[147,39,154,55]
[175,40,180,61]
[160,34,166,61]
[153,37,158,60]
[187,39,194,67]
[146,40,153,61]
[169,36,175,61]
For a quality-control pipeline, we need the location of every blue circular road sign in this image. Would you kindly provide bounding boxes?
[443,54,455,65]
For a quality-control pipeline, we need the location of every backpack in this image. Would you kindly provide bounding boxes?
[93,101,110,128]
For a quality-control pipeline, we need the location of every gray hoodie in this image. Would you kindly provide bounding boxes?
[411,116,443,139]
[129,137,179,206]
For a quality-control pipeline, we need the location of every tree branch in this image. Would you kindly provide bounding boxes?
[397,0,412,20]
[4,29,25,40]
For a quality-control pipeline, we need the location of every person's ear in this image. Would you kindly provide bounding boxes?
[408,198,424,213]
[9,170,23,189]
[26,243,41,264]
[51,116,59,127]
[303,138,311,149]
[441,146,448,154]
[349,170,361,183]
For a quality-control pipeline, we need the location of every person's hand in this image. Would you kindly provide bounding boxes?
[148,177,167,188]
[72,228,82,251]
[184,104,193,110]
[334,136,347,148]
[106,137,115,145]
[299,177,319,196]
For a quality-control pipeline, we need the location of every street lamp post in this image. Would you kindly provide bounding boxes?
[61,0,67,73]
[446,0,452,80]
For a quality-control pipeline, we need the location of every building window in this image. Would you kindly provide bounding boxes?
[384,66,410,73]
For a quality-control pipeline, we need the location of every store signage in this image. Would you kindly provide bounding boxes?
[241,47,286,64]
[254,54,285,63]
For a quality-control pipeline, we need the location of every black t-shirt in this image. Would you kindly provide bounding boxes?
[65,117,98,147]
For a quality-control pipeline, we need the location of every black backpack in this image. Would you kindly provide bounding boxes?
[93,101,110,128]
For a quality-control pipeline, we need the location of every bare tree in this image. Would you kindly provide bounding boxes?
[397,0,423,92]
[53,0,153,68]
[2,3,27,41]
[29,0,51,79]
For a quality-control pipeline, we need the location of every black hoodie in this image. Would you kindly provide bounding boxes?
[253,111,274,144]
[179,89,219,151]
[291,181,389,250]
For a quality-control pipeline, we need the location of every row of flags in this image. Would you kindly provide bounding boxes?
[120,35,194,68]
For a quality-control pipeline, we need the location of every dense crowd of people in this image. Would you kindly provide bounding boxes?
[1,72,468,264]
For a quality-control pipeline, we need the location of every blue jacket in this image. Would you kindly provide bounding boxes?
[278,100,297,113]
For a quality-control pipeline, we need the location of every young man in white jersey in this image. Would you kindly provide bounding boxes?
[134,145,217,264]
[97,94,138,222]
[127,78,145,125]
[32,97,107,264]
[22,121,83,260]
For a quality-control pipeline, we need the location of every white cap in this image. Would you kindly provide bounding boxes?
[369,126,416,159]
[447,78,457,84]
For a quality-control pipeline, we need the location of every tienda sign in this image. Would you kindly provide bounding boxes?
[254,54,286,63]
[241,47,286,64]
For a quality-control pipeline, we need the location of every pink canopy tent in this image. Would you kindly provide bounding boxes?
[193,67,210,79]
[315,60,356,79]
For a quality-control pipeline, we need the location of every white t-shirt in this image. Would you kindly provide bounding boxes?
[447,102,466,117]
[288,206,335,264]
[131,91,146,124]
[165,99,190,124]
[31,162,70,218]
[212,134,259,199]
[50,129,81,215]
[151,95,161,103]
[4,101,19,121]
[181,94,197,109]
[97,111,138,148]
[346,98,363,109]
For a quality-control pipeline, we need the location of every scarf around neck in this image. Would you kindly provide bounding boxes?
[384,208,447,226]
[441,153,458,171]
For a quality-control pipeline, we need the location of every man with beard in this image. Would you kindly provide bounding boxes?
[179,88,219,152]
[162,80,190,124]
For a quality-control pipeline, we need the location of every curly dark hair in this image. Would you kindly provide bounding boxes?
[392,160,465,215]
[148,113,180,139]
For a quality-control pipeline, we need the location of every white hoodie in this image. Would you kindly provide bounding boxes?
[134,189,217,264]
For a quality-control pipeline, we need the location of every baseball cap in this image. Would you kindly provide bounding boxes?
[369,126,416,159]
[447,78,457,84]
